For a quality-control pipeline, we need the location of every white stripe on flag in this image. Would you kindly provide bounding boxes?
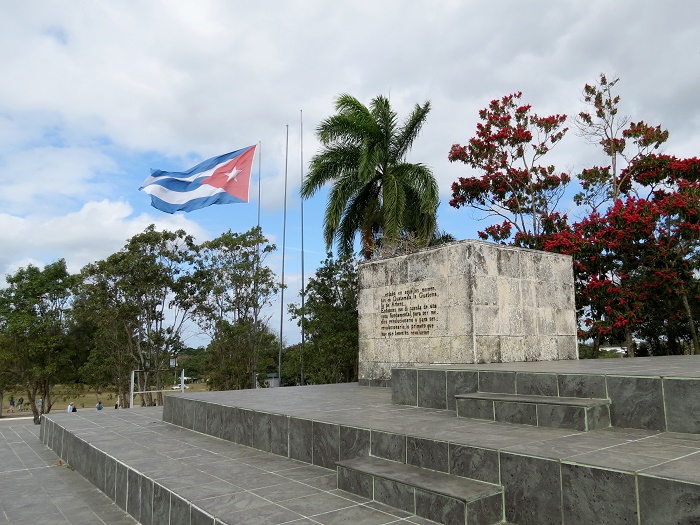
[142,182,226,205]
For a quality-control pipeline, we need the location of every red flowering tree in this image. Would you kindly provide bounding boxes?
[546,75,677,357]
[448,92,570,246]
[450,79,700,358]
[546,198,658,356]
[629,155,700,354]
[546,155,700,356]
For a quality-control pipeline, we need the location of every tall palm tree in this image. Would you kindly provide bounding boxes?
[302,94,439,259]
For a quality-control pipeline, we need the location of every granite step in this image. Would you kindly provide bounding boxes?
[337,455,504,525]
[455,392,611,431]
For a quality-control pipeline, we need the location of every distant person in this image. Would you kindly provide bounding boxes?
[67,402,76,413]
[72,404,77,412]
[8,397,14,413]
[38,398,43,411]
[17,397,24,412]
[114,402,119,409]
[96,401,103,411]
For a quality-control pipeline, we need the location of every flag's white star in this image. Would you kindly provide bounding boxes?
[226,167,241,182]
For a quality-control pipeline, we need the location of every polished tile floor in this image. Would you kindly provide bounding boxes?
[0,417,137,525]
[419,354,700,377]
[181,380,700,484]
[40,408,442,525]
[9,356,700,524]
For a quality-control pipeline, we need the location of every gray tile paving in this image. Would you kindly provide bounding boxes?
[0,418,137,525]
[160,358,700,524]
[172,377,700,479]
[19,356,700,524]
[40,408,442,525]
[417,355,700,377]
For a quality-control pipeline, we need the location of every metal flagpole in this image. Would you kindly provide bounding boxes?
[300,110,306,385]
[253,141,261,389]
[257,141,262,229]
[278,126,289,386]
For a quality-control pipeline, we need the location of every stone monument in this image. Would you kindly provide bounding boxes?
[358,239,577,383]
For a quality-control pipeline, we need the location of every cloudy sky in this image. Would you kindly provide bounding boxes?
[1,1,698,347]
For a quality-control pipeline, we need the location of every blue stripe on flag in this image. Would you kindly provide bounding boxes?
[147,191,247,214]
[149,147,250,180]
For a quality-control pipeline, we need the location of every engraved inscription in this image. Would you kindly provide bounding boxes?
[379,285,440,337]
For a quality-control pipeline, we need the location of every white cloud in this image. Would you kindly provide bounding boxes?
[0,200,208,279]
[0,146,117,214]
[0,0,699,343]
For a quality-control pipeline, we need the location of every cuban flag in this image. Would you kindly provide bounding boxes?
[140,145,256,214]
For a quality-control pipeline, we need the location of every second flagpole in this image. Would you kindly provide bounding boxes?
[278,125,289,386]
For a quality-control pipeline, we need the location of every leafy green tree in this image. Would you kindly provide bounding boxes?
[0,345,16,418]
[430,229,457,246]
[303,94,439,259]
[194,227,278,328]
[205,320,278,390]
[72,283,139,407]
[289,254,358,384]
[280,343,304,386]
[0,260,77,424]
[177,347,207,382]
[74,226,199,406]
[369,229,458,259]
[194,227,280,388]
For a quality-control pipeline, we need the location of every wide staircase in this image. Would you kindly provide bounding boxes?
[40,359,700,525]
[337,455,503,525]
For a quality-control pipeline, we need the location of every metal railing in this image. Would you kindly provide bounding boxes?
[129,368,185,408]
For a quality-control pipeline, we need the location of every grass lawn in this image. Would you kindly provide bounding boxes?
[1,382,209,418]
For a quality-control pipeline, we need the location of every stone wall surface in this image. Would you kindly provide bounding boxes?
[358,240,577,381]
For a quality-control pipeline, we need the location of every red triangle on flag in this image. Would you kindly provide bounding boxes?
[199,146,256,202]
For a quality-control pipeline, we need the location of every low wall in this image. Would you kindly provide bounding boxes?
[358,240,577,383]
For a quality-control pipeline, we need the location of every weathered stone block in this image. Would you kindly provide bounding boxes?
[447,306,473,336]
[557,336,579,360]
[473,276,498,306]
[536,307,557,335]
[500,337,525,363]
[447,275,470,307]
[450,336,475,364]
[555,308,576,335]
[358,240,577,382]
[497,248,521,279]
[473,306,499,335]
[475,336,502,363]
